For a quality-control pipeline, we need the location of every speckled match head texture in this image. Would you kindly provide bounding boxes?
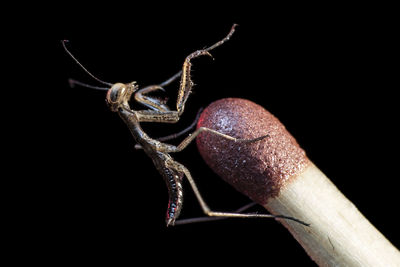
[196,98,310,205]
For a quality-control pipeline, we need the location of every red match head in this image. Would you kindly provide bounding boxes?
[196,98,309,204]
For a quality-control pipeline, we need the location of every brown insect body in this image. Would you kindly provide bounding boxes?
[64,25,307,226]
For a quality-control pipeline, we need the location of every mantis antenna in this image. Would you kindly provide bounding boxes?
[62,40,113,88]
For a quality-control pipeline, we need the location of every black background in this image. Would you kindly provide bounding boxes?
[15,3,399,266]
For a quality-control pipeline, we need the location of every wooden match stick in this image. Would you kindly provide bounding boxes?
[196,98,400,266]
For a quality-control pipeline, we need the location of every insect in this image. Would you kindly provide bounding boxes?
[63,25,306,226]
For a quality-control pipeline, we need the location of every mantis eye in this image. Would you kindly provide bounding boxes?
[108,83,126,102]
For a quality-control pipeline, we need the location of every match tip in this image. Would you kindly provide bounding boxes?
[196,98,309,204]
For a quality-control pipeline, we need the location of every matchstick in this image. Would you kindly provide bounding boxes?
[196,98,400,266]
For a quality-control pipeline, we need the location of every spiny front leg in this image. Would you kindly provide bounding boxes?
[134,71,182,112]
[134,85,170,112]
[176,24,238,116]
[134,25,237,123]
